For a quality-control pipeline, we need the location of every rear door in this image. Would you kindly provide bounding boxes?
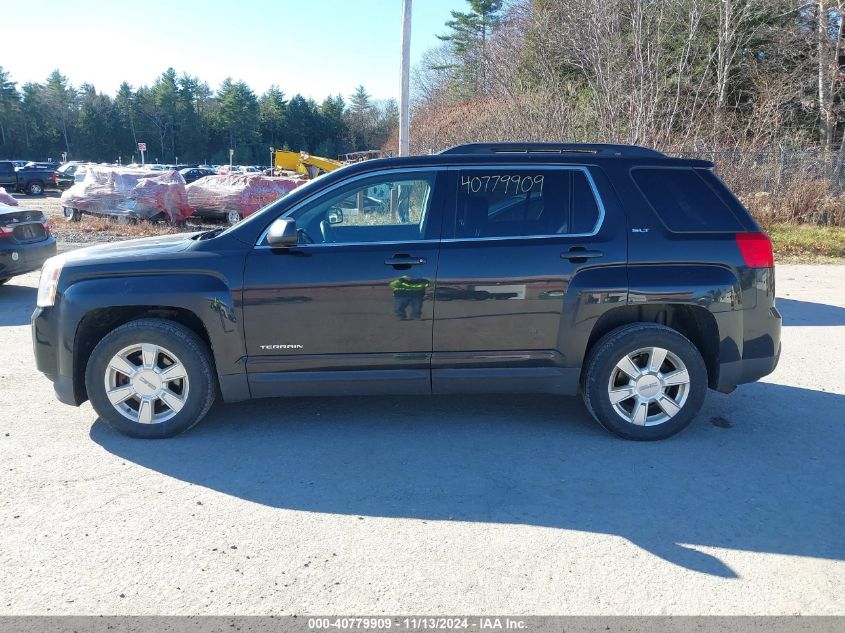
[432,165,628,394]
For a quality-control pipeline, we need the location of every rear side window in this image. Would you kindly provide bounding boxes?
[453,168,602,239]
[632,167,744,232]
[0,162,14,175]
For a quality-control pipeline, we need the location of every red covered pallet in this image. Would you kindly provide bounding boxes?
[60,166,194,223]
[0,187,18,206]
[185,174,304,219]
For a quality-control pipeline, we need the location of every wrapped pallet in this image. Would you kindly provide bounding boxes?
[186,174,304,222]
[0,187,18,206]
[60,166,194,223]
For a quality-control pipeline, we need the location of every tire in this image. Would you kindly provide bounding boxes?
[582,323,707,441]
[85,318,217,439]
[226,210,242,226]
[63,206,81,222]
[26,181,44,195]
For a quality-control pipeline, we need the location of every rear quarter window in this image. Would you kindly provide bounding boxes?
[632,167,744,233]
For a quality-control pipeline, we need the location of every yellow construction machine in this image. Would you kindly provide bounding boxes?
[273,150,343,179]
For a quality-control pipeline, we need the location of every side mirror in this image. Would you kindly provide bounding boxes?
[266,217,298,247]
[327,209,344,224]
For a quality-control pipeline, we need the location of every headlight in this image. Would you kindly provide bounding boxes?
[36,255,65,307]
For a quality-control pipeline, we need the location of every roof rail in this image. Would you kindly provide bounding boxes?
[439,142,665,158]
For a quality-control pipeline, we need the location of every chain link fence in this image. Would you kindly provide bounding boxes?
[674,148,845,227]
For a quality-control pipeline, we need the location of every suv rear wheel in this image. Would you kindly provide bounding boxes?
[26,181,44,195]
[582,323,707,440]
[85,318,217,438]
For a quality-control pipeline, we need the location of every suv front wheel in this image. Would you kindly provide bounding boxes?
[85,318,217,438]
[582,323,707,440]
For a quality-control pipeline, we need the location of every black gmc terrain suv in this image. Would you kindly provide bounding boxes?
[32,143,781,440]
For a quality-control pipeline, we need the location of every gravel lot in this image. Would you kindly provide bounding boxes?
[0,242,843,614]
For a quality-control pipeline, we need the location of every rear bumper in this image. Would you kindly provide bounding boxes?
[717,342,781,391]
[717,302,782,391]
[0,237,56,278]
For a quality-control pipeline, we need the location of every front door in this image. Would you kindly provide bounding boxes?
[0,162,16,190]
[242,168,445,398]
[432,165,628,395]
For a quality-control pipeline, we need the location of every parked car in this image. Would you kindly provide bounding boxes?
[32,142,781,440]
[51,167,75,190]
[56,162,87,178]
[0,160,61,195]
[0,203,56,284]
[179,167,216,184]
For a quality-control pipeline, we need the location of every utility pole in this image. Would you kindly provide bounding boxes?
[399,0,412,157]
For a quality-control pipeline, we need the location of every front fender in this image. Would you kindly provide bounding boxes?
[57,273,246,403]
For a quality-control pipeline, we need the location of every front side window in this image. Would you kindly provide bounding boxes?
[288,172,436,244]
[452,168,601,239]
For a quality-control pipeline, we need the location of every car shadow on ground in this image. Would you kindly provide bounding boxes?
[0,282,36,326]
[91,381,845,579]
[776,298,845,326]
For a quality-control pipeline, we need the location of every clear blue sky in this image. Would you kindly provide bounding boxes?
[1,0,462,101]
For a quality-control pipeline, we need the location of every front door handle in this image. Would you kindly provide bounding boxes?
[561,248,603,261]
[385,255,427,267]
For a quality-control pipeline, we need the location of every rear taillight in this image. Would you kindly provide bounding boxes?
[0,225,13,236]
[736,231,774,268]
[51,173,57,183]
[42,222,50,235]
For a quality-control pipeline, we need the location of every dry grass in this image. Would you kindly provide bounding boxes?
[47,216,187,237]
[740,181,845,229]
[769,224,845,263]
[45,215,218,245]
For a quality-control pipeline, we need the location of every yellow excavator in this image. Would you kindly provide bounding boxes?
[274,150,343,179]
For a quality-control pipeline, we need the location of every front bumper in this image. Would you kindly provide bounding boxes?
[0,236,56,278]
[32,302,81,407]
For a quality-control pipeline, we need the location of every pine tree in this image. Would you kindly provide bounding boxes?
[42,70,77,158]
[0,67,20,152]
[348,85,376,150]
[259,86,287,149]
[436,0,503,97]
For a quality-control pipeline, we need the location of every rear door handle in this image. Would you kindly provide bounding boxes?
[385,256,427,267]
[561,249,603,261]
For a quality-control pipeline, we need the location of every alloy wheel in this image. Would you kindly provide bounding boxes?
[103,343,190,425]
[606,346,690,426]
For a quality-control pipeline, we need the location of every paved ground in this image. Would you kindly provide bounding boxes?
[0,263,843,615]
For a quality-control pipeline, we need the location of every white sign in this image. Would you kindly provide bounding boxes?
[137,142,147,152]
